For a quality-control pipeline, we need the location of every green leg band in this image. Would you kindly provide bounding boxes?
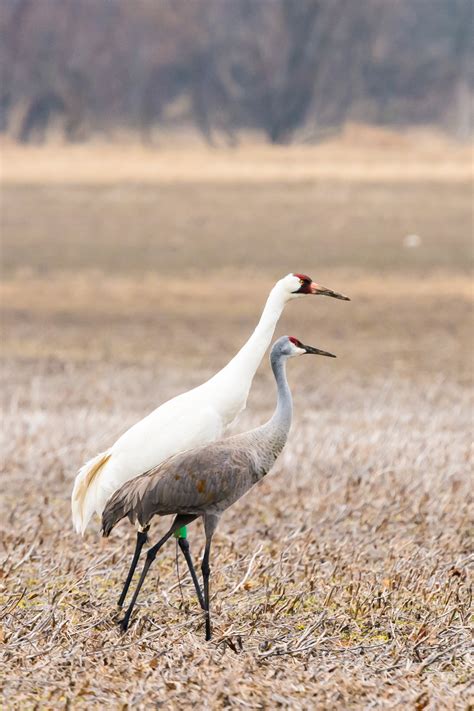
[174,526,188,539]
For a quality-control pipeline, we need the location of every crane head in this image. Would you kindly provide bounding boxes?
[272,335,336,359]
[288,336,336,358]
[284,273,350,301]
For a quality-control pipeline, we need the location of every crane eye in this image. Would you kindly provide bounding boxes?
[299,278,304,285]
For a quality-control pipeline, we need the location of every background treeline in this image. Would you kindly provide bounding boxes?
[1,0,472,145]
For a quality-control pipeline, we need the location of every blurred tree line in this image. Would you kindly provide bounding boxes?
[1,0,472,145]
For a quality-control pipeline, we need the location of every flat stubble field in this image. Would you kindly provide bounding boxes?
[1,134,473,708]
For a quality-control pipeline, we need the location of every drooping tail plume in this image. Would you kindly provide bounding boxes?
[71,451,111,534]
[101,471,153,536]
[101,487,131,537]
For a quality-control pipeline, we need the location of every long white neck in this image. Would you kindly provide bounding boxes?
[210,283,287,389]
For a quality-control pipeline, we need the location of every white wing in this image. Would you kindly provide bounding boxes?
[71,389,224,534]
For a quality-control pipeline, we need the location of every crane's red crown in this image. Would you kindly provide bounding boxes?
[289,337,303,348]
[292,274,314,295]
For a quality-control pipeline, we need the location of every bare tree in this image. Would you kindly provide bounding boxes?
[1,0,471,143]
[226,0,347,143]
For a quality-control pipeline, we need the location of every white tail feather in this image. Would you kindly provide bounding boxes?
[71,451,112,535]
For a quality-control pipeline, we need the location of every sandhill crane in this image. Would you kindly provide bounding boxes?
[72,273,349,608]
[102,335,336,638]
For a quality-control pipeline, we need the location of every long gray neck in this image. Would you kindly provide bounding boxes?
[264,352,293,443]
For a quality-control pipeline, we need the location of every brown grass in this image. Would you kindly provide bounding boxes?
[1,135,473,708]
[1,125,472,185]
[2,181,473,276]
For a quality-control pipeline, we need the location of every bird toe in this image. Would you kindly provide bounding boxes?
[118,618,129,633]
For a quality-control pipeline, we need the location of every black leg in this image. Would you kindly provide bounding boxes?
[120,514,197,632]
[117,527,149,608]
[202,540,212,641]
[178,537,205,610]
[201,513,220,641]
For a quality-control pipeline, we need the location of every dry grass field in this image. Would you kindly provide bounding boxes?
[1,131,473,709]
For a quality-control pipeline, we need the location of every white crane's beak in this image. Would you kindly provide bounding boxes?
[310,282,350,300]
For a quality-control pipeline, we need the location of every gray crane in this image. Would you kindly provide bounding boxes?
[102,336,336,639]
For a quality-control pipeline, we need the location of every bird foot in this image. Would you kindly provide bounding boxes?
[118,617,129,633]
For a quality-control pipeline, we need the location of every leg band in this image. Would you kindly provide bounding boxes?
[174,525,188,539]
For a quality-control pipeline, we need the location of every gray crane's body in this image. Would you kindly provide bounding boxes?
[102,336,335,637]
[103,343,293,535]
[103,431,280,530]
[103,410,289,537]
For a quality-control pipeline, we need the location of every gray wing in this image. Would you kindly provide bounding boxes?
[102,437,259,535]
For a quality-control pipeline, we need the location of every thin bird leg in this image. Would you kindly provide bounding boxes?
[120,514,197,632]
[202,540,212,641]
[117,526,150,608]
[177,537,205,610]
[201,513,220,641]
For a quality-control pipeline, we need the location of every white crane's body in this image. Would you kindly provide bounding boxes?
[71,273,349,534]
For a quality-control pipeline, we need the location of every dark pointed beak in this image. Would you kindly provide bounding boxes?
[310,282,350,301]
[302,344,336,358]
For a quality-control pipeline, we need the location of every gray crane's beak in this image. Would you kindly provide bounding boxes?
[302,344,336,358]
[310,282,350,300]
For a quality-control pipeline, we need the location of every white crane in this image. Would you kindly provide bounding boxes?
[102,336,336,637]
[72,273,349,606]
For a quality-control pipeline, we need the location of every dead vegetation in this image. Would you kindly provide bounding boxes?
[2,126,472,186]
[0,137,472,708]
